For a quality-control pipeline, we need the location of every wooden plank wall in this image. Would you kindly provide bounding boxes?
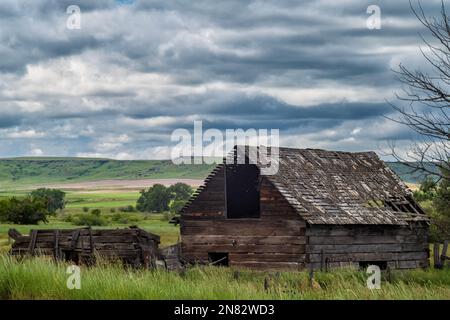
[305,224,429,270]
[181,174,306,270]
[181,164,226,220]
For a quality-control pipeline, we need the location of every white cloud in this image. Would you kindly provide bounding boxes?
[30,148,43,156]
[7,129,46,138]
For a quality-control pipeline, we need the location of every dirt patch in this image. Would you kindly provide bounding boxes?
[406,183,419,191]
[26,179,203,191]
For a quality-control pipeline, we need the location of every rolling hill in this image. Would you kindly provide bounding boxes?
[0,158,215,189]
[0,157,439,190]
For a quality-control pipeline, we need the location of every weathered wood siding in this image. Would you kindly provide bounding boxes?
[181,172,306,270]
[305,224,429,270]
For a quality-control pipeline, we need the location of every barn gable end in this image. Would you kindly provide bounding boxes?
[181,165,306,270]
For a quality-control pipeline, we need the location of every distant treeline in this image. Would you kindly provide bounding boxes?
[385,162,440,184]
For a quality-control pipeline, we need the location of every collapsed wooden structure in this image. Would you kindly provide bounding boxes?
[8,226,161,268]
[180,146,430,270]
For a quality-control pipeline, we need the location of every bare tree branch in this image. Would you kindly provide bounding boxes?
[388,1,450,180]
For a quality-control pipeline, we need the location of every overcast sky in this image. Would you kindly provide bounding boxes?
[0,0,443,159]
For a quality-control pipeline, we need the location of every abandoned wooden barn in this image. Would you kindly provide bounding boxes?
[180,147,430,270]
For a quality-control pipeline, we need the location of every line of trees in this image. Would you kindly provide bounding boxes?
[0,188,65,225]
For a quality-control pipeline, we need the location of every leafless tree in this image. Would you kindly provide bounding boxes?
[387,1,450,181]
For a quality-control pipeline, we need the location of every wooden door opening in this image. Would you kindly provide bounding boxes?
[225,164,260,219]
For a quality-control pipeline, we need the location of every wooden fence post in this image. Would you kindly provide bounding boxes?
[386,266,392,283]
[264,277,270,292]
[441,241,448,267]
[320,250,324,272]
[308,269,314,288]
[434,243,442,269]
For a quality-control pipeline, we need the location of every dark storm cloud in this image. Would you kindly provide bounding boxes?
[0,0,444,158]
[124,92,390,120]
[0,114,21,128]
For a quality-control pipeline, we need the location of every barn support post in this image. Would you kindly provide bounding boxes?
[28,230,38,256]
[264,277,270,292]
[386,266,392,283]
[320,249,325,271]
[53,230,60,261]
[88,227,94,253]
[441,241,448,267]
[308,269,314,288]
[434,243,442,269]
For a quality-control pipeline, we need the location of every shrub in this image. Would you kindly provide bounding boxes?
[416,170,450,242]
[82,207,89,213]
[63,214,73,223]
[434,174,450,218]
[136,184,170,212]
[91,209,101,216]
[137,183,193,213]
[162,211,176,221]
[169,199,186,214]
[29,188,65,213]
[0,196,51,225]
[413,177,437,202]
[429,213,450,243]
[110,213,143,224]
[168,183,193,202]
[118,205,136,213]
[71,213,108,226]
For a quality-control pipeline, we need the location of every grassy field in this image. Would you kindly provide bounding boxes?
[0,254,449,300]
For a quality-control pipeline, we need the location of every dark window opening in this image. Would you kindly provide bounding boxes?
[359,261,387,270]
[208,252,229,266]
[226,164,260,219]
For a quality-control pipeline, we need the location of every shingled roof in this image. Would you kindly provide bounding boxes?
[185,147,429,226]
[262,147,429,225]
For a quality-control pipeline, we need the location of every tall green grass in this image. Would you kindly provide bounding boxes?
[0,254,449,300]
